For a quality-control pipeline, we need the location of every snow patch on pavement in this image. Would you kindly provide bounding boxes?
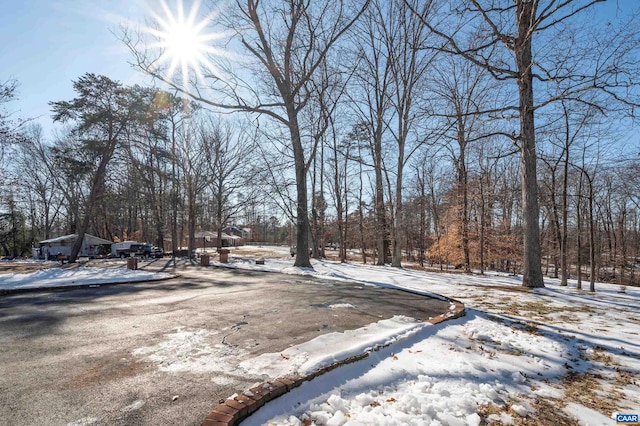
[122,400,145,412]
[327,303,355,309]
[132,327,247,373]
[239,316,426,379]
[66,418,98,426]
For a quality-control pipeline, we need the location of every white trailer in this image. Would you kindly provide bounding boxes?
[35,234,113,260]
[111,241,138,258]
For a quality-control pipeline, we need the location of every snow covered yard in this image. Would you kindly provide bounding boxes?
[214,247,640,425]
[1,249,638,424]
[0,262,173,291]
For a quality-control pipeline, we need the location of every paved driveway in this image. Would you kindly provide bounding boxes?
[0,262,450,425]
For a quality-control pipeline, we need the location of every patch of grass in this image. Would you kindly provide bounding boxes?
[0,262,58,274]
[590,346,614,366]
[475,284,534,293]
[477,403,505,417]
[561,372,624,415]
[616,368,639,387]
[477,403,508,425]
[487,315,541,336]
[578,345,640,397]
[479,398,580,426]
[512,398,578,426]
[232,248,284,258]
[499,301,595,318]
[465,342,498,358]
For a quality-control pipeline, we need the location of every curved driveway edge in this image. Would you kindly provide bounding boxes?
[202,295,466,426]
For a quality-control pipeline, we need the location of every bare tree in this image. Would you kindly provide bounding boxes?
[347,0,393,265]
[176,113,215,258]
[123,0,369,267]
[408,0,640,287]
[14,125,63,242]
[431,56,495,273]
[384,0,437,267]
[0,78,26,162]
[202,117,256,249]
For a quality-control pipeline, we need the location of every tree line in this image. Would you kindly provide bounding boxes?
[1,75,260,262]
[1,0,639,289]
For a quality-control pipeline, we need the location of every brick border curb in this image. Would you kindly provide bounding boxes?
[202,295,465,426]
[0,274,179,295]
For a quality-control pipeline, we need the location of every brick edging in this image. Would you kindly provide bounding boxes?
[202,296,465,426]
[0,274,179,295]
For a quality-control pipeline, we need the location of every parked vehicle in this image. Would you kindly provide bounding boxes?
[150,246,164,258]
[111,241,138,258]
[112,242,164,258]
[130,243,153,258]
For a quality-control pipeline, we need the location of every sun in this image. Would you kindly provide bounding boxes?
[164,17,203,64]
[144,0,227,88]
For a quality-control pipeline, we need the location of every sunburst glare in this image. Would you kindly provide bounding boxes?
[142,0,229,89]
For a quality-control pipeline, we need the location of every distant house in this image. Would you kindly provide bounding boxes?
[223,226,251,241]
[33,234,113,260]
[193,230,243,249]
[222,233,242,247]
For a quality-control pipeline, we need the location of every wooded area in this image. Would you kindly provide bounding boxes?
[1,0,638,289]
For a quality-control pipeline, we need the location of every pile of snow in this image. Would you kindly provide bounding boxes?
[239,316,425,379]
[0,267,172,291]
[245,310,575,425]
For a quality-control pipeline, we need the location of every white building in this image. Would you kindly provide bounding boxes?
[33,234,113,259]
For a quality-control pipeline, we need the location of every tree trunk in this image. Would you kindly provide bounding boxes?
[69,140,117,263]
[479,170,488,275]
[216,197,223,250]
[391,156,404,268]
[374,127,386,265]
[334,157,345,263]
[577,172,583,290]
[552,216,560,278]
[587,174,596,292]
[187,186,197,259]
[561,132,570,286]
[456,116,471,273]
[358,160,367,264]
[516,1,544,288]
[618,208,627,287]
[418,170,426,267]
[342,151,349,262]
[289,111,312,268]
[171,123,179,259]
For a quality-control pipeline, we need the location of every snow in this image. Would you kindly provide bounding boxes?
[122,400,145,412]
[66,418,98,426]
[239,316,426,379]
[4,247,639,424]
[563,402,615,426]
[327,303,355,309]
[212,246,640,425]
[132,327,247,373]
[0,266,172,291]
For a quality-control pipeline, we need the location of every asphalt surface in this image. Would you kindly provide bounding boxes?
[0,260,451,426]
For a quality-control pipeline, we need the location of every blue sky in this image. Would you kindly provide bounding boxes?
[1,0,153,136]
[1,0,637,144]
